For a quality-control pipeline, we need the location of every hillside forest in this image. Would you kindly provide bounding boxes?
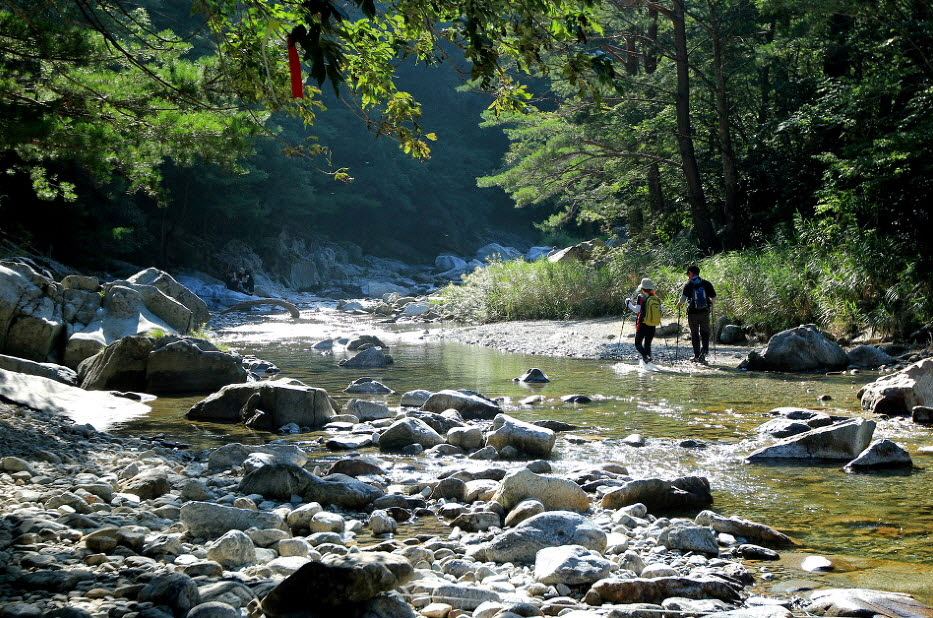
[1,0,932,335]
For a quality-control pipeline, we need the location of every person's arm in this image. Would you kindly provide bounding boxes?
[677,283,689,307]
[627,298,641,313]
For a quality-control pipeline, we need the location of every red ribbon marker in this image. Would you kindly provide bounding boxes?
[287,37,304,99]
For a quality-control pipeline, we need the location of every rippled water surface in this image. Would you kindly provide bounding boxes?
[114,310,933,600]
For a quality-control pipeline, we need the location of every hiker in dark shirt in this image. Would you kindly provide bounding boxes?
[239,267,255,295]
[676,265,716,363]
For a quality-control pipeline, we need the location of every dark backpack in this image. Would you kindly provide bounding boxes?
[690,278,709,310]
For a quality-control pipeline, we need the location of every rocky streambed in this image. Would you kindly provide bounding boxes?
[2,390,933,618]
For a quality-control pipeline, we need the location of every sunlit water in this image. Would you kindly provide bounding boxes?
[111,309,933,600]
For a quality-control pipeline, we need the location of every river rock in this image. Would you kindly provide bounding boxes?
[261,552,413,615]
[144,338,248,394]
[485,413,556,457]
[186,603,240,618]
[138,573,201,617]
[327,456,387,477]
[0,367,150,429]
[180,502,286,539]
[755,418,812,438]
[858,358,933,415]
[187,379,336,429]
[547,239,605,264]
[121,469,170,499]
[345,398,393,421]
[720,324,747,345]
[601,476,712,512]
[344,377,395,394]
[805,588,933,617]
[238,463,383,508]
[400,389,432,406]
[206,530,256,568]
[590,576,742,604]
[0,354,77,385]
[338,347,393,369]
[421,389,501,419]
[346,335,388,351]
[695,510,793,546]
[0,261,65,363]
[739,325,849,372]
[492,468,589,513]
[447,426,484,450]
[424,583,501,611]
[127,267,209,327]
[658,521,719,554]
[747,417,876,461]
[843,439,912,472]
[801,556,834,572]
[913,406,933,424]
[379,417,445,451]
[469,511,607,563]
[847,345,896,369]
[515,368,550,383]
[504,499,546,527]
[207,442,308,471]
[450,511,501,532]
[477,243,522,262]
[737,544,780,560]
[535,544,613,585]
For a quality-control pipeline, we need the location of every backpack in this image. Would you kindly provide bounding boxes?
[690,278,709,310]
[643,295,662,326]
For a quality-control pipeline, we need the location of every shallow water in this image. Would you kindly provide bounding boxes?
[113,309,933,600]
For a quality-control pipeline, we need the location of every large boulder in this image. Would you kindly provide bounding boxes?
[694,510,793,546]
[739,325,849,372]
[127,268,210,328]
[601,476,712,512]
[476,243,522,262]
[847,345,896,369]
[378,418,446,451]
[547,239,606,264]
[844,439,912,472]
[747,417,876,461]
[239,463,383,508]
[145,339,248,394]
[534,545,612,585]
[187,379,337,429]
[485,413,556,457]
[0,367,150,429]
[805,588,933,617]
[0,262,65,362]
[590,576,742,604]
[179,502,286,539]
[77,334,155,390]
[64,285,179,368]
[857,358,933,415]
[421,389,501,420]
[338,347,393,369]
[468,511,607,564]
[0,354,77,385]
[207,443,308,471]
[106,280,193,334]
[261,552,413,616]
[491,468,590,513]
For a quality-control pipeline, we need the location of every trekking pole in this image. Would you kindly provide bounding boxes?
[710,302,717,364]
[675,307,682,363]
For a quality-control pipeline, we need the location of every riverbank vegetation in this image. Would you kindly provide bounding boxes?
[441,220,930,339]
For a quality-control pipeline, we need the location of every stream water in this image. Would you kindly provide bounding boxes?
[112,309,933,601]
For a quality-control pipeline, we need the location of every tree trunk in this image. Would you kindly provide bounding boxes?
[672,0,717,253]
[648,162,665,213]
[645,7,659,74]
[710,2,741,248]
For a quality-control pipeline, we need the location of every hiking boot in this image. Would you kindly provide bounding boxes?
[646,355,653,363]
[698,352,707,363]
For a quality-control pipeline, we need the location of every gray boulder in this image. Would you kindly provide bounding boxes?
[338,347,393,369]
[206,530,256,568]
[695,510,793,546]
[805,588,933,617]
[0,367,150,428]
[485,413,556,457]
[0,262,66,363]
[590,576,741,604]
[755,418,812,439]
[379,418,445,451]
[747,417,876,461]
[847,345,896,369]
[344,377,395,394]
[399,389,432,406]
[261,552,413,616]
[187,379,336,429]
[476,243,522,262]
[127,268,210,328]
[207,443,308,471]
[468,511,607,563]
[719,324,747,345]
[858,358,933,415]
[145,339,248,394]
[344,398,393,421]
[0,354,77,385]
[435,254,467,272]
[601,476,712,512]
[534,544,612,585]
[491,468,589,513]
[739,325,849,372]
[138,573,201,616]
[515,368,549,383]
[844,439,912,472]
[525,246,554,261]
[180,502,286,539]
[658,521,718,554]
[238,463,383,508]
[421,389,501,419]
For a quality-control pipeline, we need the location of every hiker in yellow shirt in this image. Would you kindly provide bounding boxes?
[627,277,662,363]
